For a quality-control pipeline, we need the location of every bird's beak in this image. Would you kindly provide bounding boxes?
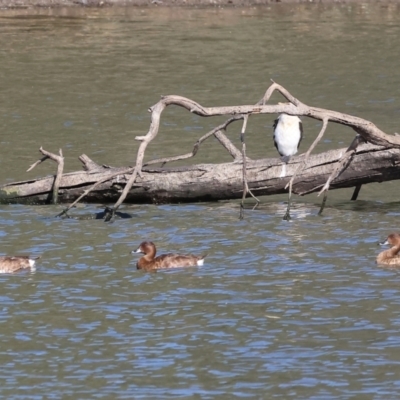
[379,239,389,246]
[131,248,142,254]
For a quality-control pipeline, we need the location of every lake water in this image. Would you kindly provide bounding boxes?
[1,3,400,398]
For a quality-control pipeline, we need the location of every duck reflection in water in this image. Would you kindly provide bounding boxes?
[377,233,400,266]
[0,255,40,273]
[132,241,207,271]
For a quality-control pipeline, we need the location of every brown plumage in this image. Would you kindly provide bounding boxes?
[132,241,206,271]
[377,233,400,266]
[0,256,40,273]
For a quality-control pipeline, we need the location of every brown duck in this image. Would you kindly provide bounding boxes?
[377,233,400,266]
[132,241,207,271]
[0,256,40,273]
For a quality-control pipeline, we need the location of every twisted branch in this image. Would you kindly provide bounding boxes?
[143,115,244,167]
[108,81,400,219]
[239,115,260,219]
[28,147,64,204]
[282,118,329,219]
[318,134,366,196]
[56,167,133,219]
[27,82,400,220]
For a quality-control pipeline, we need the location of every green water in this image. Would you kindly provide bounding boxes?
[0,3,400,398]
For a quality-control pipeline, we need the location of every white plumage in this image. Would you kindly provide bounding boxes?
[273,113,303,178]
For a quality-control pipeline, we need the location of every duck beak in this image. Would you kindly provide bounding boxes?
[131,248,142,254]
[379,239,389,246]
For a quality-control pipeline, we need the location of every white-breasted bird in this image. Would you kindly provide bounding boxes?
[273,113,303,178]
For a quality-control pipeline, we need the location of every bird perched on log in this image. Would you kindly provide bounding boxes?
[273,113,303,178]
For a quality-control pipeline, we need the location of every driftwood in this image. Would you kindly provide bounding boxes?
[26,146,64,205]
[1,81,400,220]
[0,143,399,205]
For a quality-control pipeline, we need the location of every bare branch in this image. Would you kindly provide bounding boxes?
[351,184,362,201]
[318,134,365,196]
[18,82,400,220]
[286,117,329,193]
[27,155,50,172]
[79,154,105,172]
[52,149,64,205]
[143,116,244,167]
[281,117,329,219]
[262,80,301,107]
[148,87,400,148]
[27,147,64,204]
[106,82,400,220]
[3,143,400,208]
[56,167,133,218]
[239,115,260,219]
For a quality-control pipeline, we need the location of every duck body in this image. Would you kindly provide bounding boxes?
[133,241,206,271]
[377,233,400,266]
[0,256,40,273]
[273,113,303,177]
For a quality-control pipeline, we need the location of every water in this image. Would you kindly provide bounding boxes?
[1,3,400,398]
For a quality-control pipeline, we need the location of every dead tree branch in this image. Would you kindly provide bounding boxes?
[1,144,400,211]
[56,167,134,218]
[1,143,398,206]
[283,117,329,219]
[143,115,244,168]
[316,134,367,215]
[318,134,366,196]
[27,147,64,204]
[103,81,400,221]
[8,82,400,220]
[239,115,260,219]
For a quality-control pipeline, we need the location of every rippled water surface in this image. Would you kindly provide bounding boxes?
[1,3,400,398]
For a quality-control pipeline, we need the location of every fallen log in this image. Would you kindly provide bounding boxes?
[97,81,400,220]
[2,82,400,220]
[0,143,398,206]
